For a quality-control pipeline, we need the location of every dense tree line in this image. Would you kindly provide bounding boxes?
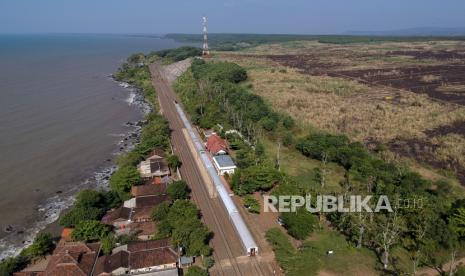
[150,46,202,62]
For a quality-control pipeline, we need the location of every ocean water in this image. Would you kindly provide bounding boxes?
[0,34,188,258]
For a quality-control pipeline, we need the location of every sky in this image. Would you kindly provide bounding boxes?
[0,0,464,34]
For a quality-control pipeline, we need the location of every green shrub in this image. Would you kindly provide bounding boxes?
[281,208,318,240]
[71,220,110,242]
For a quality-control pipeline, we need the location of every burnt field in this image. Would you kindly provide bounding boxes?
[217,41,465,185]
[329,65,465,105]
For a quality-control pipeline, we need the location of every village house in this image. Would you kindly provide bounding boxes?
[99,239,178,276]
[131,182,168,197]
[138,150,170,179]
[101,206,132,235]
[206,134,228,155]
[124,194,169,209]
[15,241,101,276]
[212,154,237,176]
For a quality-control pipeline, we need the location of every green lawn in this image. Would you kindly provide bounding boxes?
[267,227,378,276]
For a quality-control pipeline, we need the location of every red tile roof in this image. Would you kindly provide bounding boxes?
[101,207,131,224]
[129,248,177,269]
[206,134,228,155]
[43,241,100,276]
[135,194,169,208]
[94,251,129,275]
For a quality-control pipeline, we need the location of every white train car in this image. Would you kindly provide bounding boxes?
[175,103,258,256]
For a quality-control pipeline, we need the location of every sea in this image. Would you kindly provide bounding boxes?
[0,34,190,259]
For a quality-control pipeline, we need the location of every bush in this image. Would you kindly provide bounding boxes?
[154,47,202,62]
[282,115,295,129]
[281,208,318,240]
[185,266,208,276]
[191,61,247,83]
[20,233,54,259]
[231,165,282,195]
[202,256,215,269]
[101,234,116,255]
[71,220,110,242]
[167,154,181,170]
[59,189,110,227]
[283,132,294,147]
[243,195,260,213]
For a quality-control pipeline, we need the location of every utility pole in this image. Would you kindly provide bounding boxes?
[202,16,210,57]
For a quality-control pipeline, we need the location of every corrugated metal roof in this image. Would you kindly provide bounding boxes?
[213,155,236,168]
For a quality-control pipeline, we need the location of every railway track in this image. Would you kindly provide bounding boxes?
[150,63,270,275]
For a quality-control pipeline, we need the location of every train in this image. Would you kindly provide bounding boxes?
[174,102,259,256]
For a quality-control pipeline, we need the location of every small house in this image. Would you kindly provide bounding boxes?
[212,155,237,176]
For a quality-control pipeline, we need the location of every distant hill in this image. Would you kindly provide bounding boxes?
[345,27,465,37]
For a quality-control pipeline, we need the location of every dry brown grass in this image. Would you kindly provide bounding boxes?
[431,134,465,168]
[421,74,442,83]
[237,66,465,142]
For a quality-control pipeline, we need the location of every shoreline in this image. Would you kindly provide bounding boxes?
[0,79,151,260]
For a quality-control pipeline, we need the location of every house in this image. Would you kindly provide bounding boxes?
[179,256,194,268]
[101,206,132,234]
[107,239,178,275]
[129,221,156,240]
[206,134,228,155]
[20,241,101,276]
[94,250,129,276]
[212,155,237,175]
[124,194,169,209]
[132,207,153,223]
[131,182,168,197]
[138,157,170,179]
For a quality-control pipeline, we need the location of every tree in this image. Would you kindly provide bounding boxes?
[167,180,190,200]
[450,208,465,239]
[109,165,141,199]
[75,189,105,208]
[374,210,405,270]
[151,202,171,221]
[71,220,110,242]
[0,256,28,276]
[281,208,318,240]
[167,154,182,171]
[21,233,54,259]
[185,266,208,276]
[59,206,104,227]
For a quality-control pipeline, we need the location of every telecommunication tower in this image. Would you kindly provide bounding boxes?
[202,16,210,57]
